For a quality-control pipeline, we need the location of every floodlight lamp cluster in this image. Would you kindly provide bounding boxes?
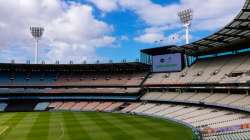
[178,9,193,26]
[30,27,44,40]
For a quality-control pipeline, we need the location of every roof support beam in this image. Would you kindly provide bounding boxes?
[242,9,250,12]
[204,38,228,44]
[225,26,250,30]
[183,46,199,51]
[193,42,215,48]
[215,33,248,39]
[234,18,250,22]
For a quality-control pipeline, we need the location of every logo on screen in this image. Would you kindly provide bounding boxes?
[166,56,171,62]
[160,58,165,63]
[160,57,171,63]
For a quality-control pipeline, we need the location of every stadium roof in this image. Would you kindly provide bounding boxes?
[141,45,183,56]
[0,62,150,72]
[182,0,250,56]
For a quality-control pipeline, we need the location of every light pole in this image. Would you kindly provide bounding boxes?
[178,9,193,67]
[178,9,193,44]
[30,27,44,64]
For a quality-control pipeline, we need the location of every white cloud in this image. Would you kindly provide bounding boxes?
[0,0,115,63]
[134,24,182,44]
[181,0,244,31]
[88,0,118,12]
[119,0,179,26]
[46,42,96,63]
[134,30,184,45]
[119,0,244,28]
[120,35,129,41]
[135,32,165,44]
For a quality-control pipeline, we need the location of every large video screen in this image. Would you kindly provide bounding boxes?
[152,53,182,72]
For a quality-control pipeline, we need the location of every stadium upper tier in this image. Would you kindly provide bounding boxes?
[0,87,141,94]
[145,53,250,85]
[0,62,150,87]
[0,71,146,86]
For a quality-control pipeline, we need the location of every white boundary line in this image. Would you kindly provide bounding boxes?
[0,126,9,136]
[58,122,64,140]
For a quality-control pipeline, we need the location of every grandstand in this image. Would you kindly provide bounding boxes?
[0,0,249,140]
[139,0,250,139]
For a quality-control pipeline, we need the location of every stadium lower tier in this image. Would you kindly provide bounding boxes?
[1,101,250,140]
[141,92,250,112]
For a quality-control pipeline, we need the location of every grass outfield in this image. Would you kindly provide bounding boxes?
[0,112,195,140]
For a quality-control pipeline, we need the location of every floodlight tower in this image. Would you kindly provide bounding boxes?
[30,27,44,64]
[178,9,193,44]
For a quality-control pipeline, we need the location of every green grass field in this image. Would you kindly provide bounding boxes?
[0,112,195,140]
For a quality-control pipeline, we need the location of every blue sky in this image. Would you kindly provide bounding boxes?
[0,0,245,63]
[88,0,243,62]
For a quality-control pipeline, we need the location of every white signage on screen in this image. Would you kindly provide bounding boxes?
[152,53,182,72]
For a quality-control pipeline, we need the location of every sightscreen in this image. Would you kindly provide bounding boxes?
[152,53,182,72]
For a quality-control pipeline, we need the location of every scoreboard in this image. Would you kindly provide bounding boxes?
[152,53,183,72]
